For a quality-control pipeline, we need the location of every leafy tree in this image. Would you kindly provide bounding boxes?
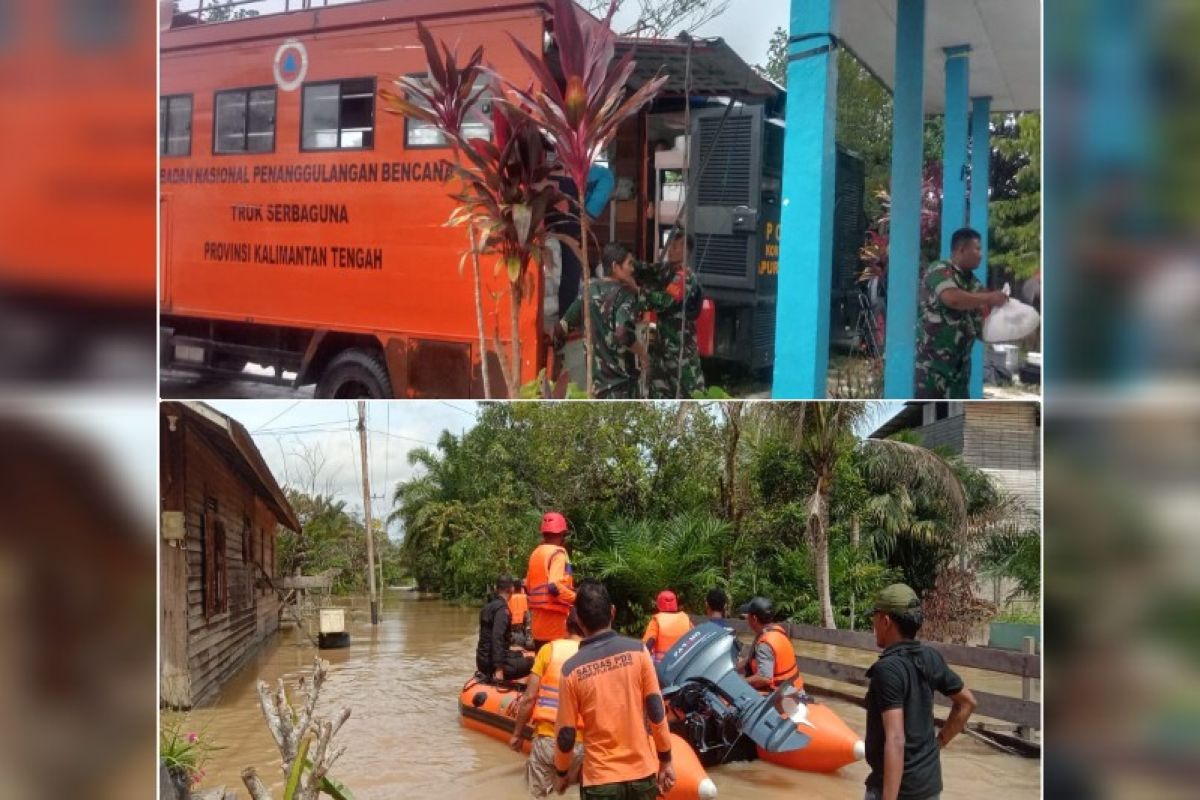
[977,528,1041,602]
[575,513,728,631]
[751,403,965,628]
[988,113,1041,281]
[757,33,893,221]
[385,401,1023,638]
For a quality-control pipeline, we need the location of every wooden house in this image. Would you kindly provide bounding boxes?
[160,401,300,709]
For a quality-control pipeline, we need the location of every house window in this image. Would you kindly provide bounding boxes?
[202,509,228,617]
[404,74,493,148]
[301,78,375,150]
[160,95,192,156]
[935,403,950,421]
[215,87,276,153]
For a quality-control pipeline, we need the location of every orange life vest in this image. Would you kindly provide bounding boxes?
[646,611,692,662]
[532,638,581,728]
[526,543,573,616]
[507,591,529,627]
[748,623,801,688]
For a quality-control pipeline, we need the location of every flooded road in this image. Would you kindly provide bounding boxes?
[184,594,1040,799]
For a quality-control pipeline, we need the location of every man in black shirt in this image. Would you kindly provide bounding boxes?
[476,575,533,682]
[864,584,977,800]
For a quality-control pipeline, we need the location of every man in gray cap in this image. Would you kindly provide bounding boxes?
[735,597,800,691]
[864,584,977,800]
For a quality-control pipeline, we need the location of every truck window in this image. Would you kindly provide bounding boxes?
[405,74,493,148]
[160,94,193,157]
[215,87,277,154]
[301,77,375,151]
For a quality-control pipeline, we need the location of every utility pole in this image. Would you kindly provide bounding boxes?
[357,401,379,624]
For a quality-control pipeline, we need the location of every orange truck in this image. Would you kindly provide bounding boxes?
[0,0,156,382]
[161,0,555,397]
[160,0,783,397]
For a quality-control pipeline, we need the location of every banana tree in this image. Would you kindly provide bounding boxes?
[501,0,668,396]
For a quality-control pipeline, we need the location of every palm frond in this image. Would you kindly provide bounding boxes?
[859,439,968,535]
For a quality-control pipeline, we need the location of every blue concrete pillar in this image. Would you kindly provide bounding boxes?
[969,96,992,398]
[882,0,926,399]
[771,0,839,397]
[940,46,971,257]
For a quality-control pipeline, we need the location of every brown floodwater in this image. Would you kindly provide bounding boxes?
[180,593,1040,799]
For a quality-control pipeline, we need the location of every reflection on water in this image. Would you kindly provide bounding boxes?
[184,593,1040,799]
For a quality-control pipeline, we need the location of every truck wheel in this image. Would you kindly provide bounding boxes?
[315,349,392,398]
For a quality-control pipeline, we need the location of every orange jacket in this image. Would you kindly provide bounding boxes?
[554,630,673,786]
[532,638,581,729]
[747,623,801,689]
[642,611,693,663]
[526,543,575,641]
[507,591,529,629]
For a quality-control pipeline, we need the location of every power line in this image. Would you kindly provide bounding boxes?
[254,420,350,434]
[439,401,477,419]
[366,428,438,447]
[252,400,302,432]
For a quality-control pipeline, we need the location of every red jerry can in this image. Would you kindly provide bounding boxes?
[696,298,716,357]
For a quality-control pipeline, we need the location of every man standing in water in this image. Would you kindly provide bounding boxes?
[509,610,587,798]
[525,511,576,651]
[552,581,675,798]
[865,584,977,800]
[915,227,1009,398]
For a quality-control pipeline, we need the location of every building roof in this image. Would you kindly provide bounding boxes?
[838,0,1041,113]
[616,35,781,102]
[868,401,925,440]
[164,402,301,532]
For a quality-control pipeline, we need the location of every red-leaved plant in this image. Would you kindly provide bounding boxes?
[446,86,564,396]
[380,28,498,396]
[500,0,668,397]
[382,27,567,398]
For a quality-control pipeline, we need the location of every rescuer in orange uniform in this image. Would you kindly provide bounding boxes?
[553,580,675,798]
[508,579,532,649]
[737,596,803,691]
[525,511,576,651]
[508,610,587,798]
[642,590,694,664]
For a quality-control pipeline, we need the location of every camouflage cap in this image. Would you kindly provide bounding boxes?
[872,583,921,615]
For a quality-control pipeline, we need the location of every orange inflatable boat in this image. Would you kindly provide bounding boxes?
[459,677,718,800]
[755,692,865,773]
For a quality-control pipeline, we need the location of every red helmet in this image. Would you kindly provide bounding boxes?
[540,511,568,535]
[656,590,679,613]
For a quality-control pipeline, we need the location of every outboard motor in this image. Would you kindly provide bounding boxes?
[658,622,810,764]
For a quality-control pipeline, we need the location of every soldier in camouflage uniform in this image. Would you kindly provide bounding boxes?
[556,242,649,399]
[638,229,706,399]
[915,228,1010,398]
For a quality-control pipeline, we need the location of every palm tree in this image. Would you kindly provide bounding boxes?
[756,403,967,629]
[575,513,727,631]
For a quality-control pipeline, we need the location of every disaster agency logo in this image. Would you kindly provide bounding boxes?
[274,39,309,92]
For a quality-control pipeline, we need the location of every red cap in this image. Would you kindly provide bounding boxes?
[540,511,568,535]
[656,590,679,613]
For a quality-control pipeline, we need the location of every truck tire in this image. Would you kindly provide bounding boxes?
[315,348,392,399]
